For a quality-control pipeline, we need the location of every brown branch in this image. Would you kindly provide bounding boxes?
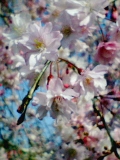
[93,98,120,159]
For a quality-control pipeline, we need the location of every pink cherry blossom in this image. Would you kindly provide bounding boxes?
[3,12,31,46]
[95,41,120,64]
[77,65,108,99]
[2,1,120,159]
[19,21,63,61]
[53,11,82,49]
[32,77,78,119]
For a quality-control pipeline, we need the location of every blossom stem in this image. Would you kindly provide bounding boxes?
[56,61,60,77]
[58,58,82,74]
[50,62,53,75]
[17,60,51,125]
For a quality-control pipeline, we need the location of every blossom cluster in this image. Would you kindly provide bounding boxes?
[1,0,120,159]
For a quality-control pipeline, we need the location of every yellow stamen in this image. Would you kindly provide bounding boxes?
[52,10,60,18]
[34,39,45,50]
[84,77,93,85]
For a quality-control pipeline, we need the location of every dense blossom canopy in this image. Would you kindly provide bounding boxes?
[0,0,120,160]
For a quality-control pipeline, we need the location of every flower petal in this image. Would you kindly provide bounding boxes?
[36,106,48,120]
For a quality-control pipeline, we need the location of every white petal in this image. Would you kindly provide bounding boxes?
[94,78,107,90]
[36,106,48,120]
[93,65,108,74]
[80,15,91,26]
[49,78,63,94]
[43,22,52,33]
[33,92,47,106]
[62,89,79,99]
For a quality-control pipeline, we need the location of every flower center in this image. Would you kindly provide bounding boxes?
[84,77,93,85]
[86,2,93,13]
[51,100,59,113]
[34,39,45,50]
[13,26,25,35]
[61,26,73,37]
[51,96,62,113]
[52,10,60,18]
[66,148,77,158]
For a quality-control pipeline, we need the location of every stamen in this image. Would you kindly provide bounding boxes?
[61,26,73,37]
[34,39,45,50]
[66,148,77,158]
[13,26,24,35]
[52,10,60,18]
[84,77,93,85]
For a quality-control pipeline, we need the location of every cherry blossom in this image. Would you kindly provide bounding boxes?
[1,0,120,159]
[95,41,120,64]
[33,77,78,120]
[3,12,31,46]
[53,11,82,49]
[19,21,63,61]
[77,65,108,99]
[66,0,109,25]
